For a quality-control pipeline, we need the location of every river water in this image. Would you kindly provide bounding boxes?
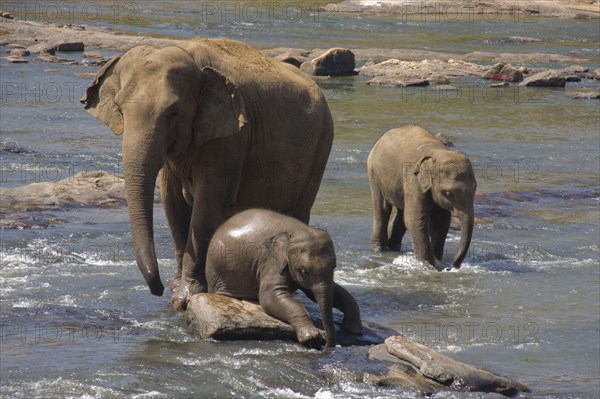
[1,1,599,398]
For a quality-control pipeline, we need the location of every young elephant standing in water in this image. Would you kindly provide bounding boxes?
[205,209,363,348]
[367,125,477,270]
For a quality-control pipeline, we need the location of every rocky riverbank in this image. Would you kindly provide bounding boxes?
[328,0,600,18]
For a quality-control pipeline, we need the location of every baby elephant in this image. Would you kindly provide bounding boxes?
[206,209,363,348]
[367,125,477,270]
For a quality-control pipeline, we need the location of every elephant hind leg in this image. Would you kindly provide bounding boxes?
[429,207,451,261]
[387,208,407,251]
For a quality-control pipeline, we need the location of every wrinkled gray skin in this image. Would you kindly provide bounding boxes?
[367,125,476,270]
[82,39,333,309]
[206,209,363,348]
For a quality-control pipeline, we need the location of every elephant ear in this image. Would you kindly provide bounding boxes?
[265,232,291,275]
[80,56,124,135]
[414,155,435,193]
[194,67,248,149]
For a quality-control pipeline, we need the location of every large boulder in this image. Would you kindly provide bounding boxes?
[519,70,566,87]
[482,62,524,82]
[300,48,356,76]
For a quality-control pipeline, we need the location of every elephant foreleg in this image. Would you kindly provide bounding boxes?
[160,166,192,287]
[429,207,451,262]
[301,285,363,336]
[404,195,439,269]
[369,185,392,251]
[387,208,407,251]
[261,286,324,348]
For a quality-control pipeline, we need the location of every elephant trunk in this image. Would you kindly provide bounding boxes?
[314,282,336,348]
[122,128,166,296]
[452,207,474,269]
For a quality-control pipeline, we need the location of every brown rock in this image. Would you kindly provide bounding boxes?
[300,48,356,77]
[1,11,14,19]
[519,70,566,87]
[592,68,600,80]
[482,62,524,82]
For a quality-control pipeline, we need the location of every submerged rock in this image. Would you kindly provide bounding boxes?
[300,48,356,77]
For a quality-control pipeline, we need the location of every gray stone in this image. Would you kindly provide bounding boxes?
[300,48,356,77]
[519,70,566,87]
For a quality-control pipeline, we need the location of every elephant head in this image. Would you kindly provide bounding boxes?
[414,149,477,268]
[268,229,337,347]
[81,45,248,296]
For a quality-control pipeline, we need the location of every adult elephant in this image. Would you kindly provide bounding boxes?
[81,39,334,309]
[206,209,363,348]
[367,125,476,270]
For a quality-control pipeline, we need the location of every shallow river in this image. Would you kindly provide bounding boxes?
[1,2,599,398]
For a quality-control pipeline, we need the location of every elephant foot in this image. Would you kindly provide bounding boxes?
[170,280,205,311]
[369,242,384,252]
[432,258,445,272]
[296,326,325,349]
[341,319,364,336]
[387,242,402,251]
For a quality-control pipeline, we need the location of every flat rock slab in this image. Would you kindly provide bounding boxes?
[185,293,395,346]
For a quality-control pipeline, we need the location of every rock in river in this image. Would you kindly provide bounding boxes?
[300,48,356,76]
[482,62,524,82]
[519,70,566,87]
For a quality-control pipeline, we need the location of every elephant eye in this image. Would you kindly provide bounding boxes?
[299,268,308,276]
[444,191,453,198]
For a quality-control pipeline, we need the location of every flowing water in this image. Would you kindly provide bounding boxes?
[1,1,599,398]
